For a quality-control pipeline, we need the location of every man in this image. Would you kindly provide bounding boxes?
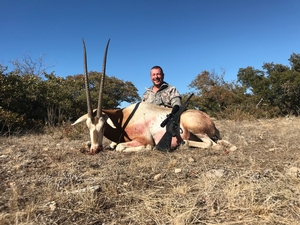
[110,66,181,150]
[142,66,181,108]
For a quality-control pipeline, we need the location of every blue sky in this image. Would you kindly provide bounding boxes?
[1,0,300,106]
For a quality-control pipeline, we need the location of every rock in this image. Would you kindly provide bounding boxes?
[66,185,101,194]
[174,168,182,173]
[188,157,195,163]
[205,169,224,178]
[46,201,56,211]
[154,173,162,180]
[285,167,300,178]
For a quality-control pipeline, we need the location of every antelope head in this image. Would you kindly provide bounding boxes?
[72,39,115,154]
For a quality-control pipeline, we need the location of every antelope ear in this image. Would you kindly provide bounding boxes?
[72,114,88,125]
[103,114,116,129]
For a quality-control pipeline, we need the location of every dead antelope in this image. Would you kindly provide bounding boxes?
[72,39,235,154]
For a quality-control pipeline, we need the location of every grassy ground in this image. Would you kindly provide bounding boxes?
[1,117,300,225]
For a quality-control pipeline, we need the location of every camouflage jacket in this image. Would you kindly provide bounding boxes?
[142,82,181,108]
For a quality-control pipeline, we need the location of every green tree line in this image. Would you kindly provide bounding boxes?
[185,52,300,120]
[0,59,140,133]
[1,52,300,133]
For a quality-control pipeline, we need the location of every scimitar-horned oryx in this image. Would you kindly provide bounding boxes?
[72,39,236,154]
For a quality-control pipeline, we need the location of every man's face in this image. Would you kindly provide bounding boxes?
[150,68,164,87]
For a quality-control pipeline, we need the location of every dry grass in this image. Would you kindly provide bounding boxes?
[1,117,300,225]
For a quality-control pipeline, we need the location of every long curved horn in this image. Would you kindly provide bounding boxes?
[97,39,110,118]
[82,38,93,119]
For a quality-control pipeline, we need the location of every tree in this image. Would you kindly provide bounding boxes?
[0,53,142,132]
[237,53,300,116]
[86,71,140,108]
[10,54,54,78]
[0,67,45,132]
[289,53,300,72]
[42,73,73,126]
[188,70,246,117]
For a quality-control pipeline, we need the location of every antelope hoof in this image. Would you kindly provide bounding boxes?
[89,145,103,155]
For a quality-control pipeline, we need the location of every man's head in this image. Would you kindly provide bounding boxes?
[150,66,164,88]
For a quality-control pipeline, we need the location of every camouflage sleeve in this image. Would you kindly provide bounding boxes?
[169,87,182,107]
[160,85,181,107]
